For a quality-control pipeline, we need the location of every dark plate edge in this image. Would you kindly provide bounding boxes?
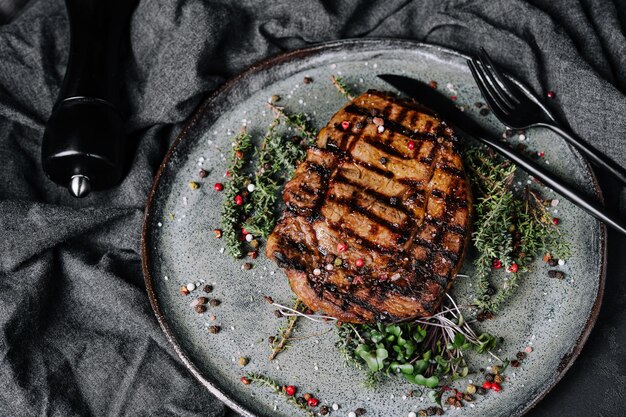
[140,38,608,417]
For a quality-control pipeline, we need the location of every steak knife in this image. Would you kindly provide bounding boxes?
[378,74,626,237]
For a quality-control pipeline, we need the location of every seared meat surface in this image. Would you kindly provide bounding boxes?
[266,90,471,323]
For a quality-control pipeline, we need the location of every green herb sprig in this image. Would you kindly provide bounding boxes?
[221,129,253,259]
[268,102,317,145]
[245,372,315,417]
[465,146,570,313]
[331,75,354,100]
[269,299,304,361]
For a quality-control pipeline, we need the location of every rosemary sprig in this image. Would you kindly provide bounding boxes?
[221,129,253,259]
[331,75,354,100]
[245,372,315,417]
[269,299,304,361]
[268,102,317,144]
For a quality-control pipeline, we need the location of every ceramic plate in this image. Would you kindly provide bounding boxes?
[141,39,606,417]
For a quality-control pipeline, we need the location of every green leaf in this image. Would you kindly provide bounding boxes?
[413,359,429,375]
[405,374,440,388]
[389,362,414,375]
[428,389,443,406]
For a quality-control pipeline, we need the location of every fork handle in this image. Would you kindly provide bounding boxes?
[538,122,626,186]
[476,134,626,237]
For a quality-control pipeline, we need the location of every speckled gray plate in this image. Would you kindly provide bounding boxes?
[142,39,606,417]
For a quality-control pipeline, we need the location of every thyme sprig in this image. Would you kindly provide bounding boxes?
[465,146,570,313]
[245,372,315,417]
[268,102,317,145]
[221,129,253,258]
[331,75,354,100]
[269,299,304,361]
[243,115,309,239]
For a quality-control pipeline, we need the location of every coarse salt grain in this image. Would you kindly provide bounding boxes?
[409,412,417,417]
[313,268,322,276]
[525,346,533,353]
[377,125,385,133]
[558,259,565,265]
[332,404,339,410]
[326,264,333,271]
[247,184,255,192]
[245,234,253,242]
[348,412,357,417]
[519,134,526,140]
[186,283,196,291]
[157,222,162,227]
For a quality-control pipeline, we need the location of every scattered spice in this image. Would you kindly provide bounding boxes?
[208,325,221,334]
[238,357,249,367]
[188,181,200,190]
[303,76,313,84]
[428,80,438,89]
[547,90,556,99]
[213,182,223,191]
[195,305,207,314]
[209,299,221,307]
[242,262,252,271]
[203,284,213,293]
[198,169,209,178]
[197,297,208,305]
[213,229,223,238]
[179,286,190,296]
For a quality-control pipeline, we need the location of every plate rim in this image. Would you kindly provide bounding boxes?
[140,38,607,417]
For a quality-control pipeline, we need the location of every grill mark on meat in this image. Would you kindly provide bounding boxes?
[343,104,437,142]
[327,220,401,255]
[351,158,395,178]
[332,174,415,217]
[362,136,409,159]
[330,195,409,235]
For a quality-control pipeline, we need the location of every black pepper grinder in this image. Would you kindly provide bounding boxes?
[41,0,137,198]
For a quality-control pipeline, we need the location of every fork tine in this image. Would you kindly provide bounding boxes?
[475,53,517,111]
[478,48,522,105]
[468,58,511,116]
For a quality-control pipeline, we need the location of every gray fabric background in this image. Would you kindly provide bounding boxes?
[1,0,625,416]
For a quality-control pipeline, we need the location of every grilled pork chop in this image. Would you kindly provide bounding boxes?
[266,90,472,323]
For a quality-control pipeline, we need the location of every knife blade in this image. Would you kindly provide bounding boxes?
[377,73,626,237]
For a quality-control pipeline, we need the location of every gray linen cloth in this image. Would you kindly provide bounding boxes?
[1,0,625,416]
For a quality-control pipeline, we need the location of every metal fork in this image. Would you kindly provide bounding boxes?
[468,47,626,186]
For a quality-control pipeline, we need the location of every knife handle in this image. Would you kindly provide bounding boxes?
[478,135,626,236]
[41,0,137,197]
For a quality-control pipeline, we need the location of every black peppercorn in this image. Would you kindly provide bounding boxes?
[203,285,213,293]
[548,259,559,267]
[198,169,209,178]
[510,359,520,367]
[303,76,313,84]
[273,310,283,318]
[476,387,487,395]
[379,156,388,165]
[516,351,527,360]
[355,121,364,129]
[485,373,494,382]
[242,262,252,271]
[463,394,474,402]
[485,285,496,296]
[355,408,366,416]
[548,270,565,279]
[435,408,444,416]
[208,325,221,334]
[197,297,208,304]
[320,406,330,415]
[296,397,307,406]
[480,107,490,116]
[195,305,207,314]
[426,406,436,415]
[268,336,276,344]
